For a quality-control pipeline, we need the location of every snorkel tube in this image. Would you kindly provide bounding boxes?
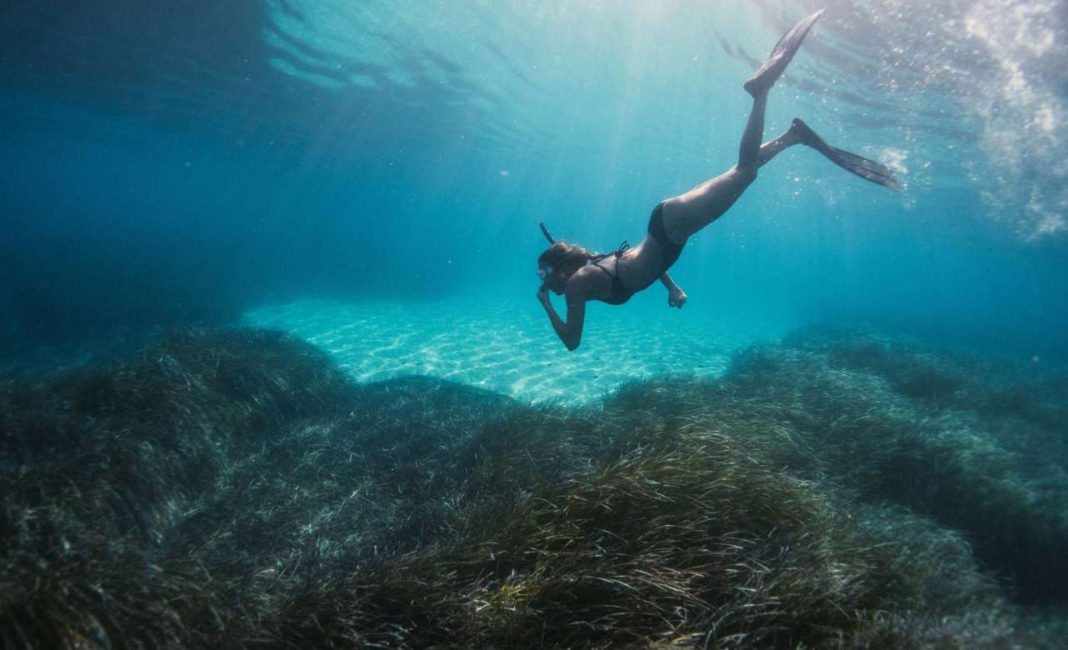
[537,223,557,291]
[539,222,556,245]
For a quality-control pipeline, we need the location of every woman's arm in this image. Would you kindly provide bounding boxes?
[538,285,586,351]
[660,273,687,308]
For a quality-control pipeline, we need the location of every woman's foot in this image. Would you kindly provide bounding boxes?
[744,9,825,97]
[788,117,830,152]
[790,117,903,190]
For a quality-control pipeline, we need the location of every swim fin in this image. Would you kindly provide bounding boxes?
[792,118,902,191]
[744,9,825,97]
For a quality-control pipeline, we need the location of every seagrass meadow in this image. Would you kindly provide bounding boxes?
[2,327,1066,648]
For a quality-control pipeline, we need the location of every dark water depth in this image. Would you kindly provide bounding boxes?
[2,0,1067,368]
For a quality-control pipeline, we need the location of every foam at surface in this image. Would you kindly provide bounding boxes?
[244,297,776,403]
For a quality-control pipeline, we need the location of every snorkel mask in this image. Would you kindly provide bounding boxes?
[537,221,557,282]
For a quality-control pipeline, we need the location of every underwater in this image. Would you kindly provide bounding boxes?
[2,0,1067,647]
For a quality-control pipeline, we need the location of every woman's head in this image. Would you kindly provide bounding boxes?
[537,241,590,294]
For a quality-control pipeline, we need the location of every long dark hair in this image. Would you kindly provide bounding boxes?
[538,241,594,275]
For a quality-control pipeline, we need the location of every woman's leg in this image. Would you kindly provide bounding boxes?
[663,116,899,246]
[663,93,815,243]
[660,10,825,243]
[661,94,768,243]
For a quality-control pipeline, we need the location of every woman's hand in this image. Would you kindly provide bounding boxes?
[537,285,551,306]
[668,287,688,309]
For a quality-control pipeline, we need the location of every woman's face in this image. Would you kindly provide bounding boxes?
[538,263,569,294]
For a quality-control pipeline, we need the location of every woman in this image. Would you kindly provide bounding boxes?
[537,10,900,351]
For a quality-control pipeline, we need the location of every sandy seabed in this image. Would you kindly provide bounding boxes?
[244,297,773,403]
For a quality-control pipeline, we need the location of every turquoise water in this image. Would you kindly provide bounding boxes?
[3,2,1068,646]
[2,0,1067,380]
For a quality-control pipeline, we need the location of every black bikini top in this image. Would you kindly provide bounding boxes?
[589,241,632,305]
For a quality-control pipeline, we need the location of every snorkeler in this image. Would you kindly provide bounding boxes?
[537,9,900,351]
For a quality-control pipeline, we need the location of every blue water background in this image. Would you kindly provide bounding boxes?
[2,0,1066,368]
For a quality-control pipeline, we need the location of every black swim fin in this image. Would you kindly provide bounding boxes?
[744,8,825,97]
[792,118,902,191]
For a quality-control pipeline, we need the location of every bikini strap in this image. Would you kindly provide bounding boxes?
[589,240,629,264]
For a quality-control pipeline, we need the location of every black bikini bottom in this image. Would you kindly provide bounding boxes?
[597,203,685,306]
[648,202,684,276]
